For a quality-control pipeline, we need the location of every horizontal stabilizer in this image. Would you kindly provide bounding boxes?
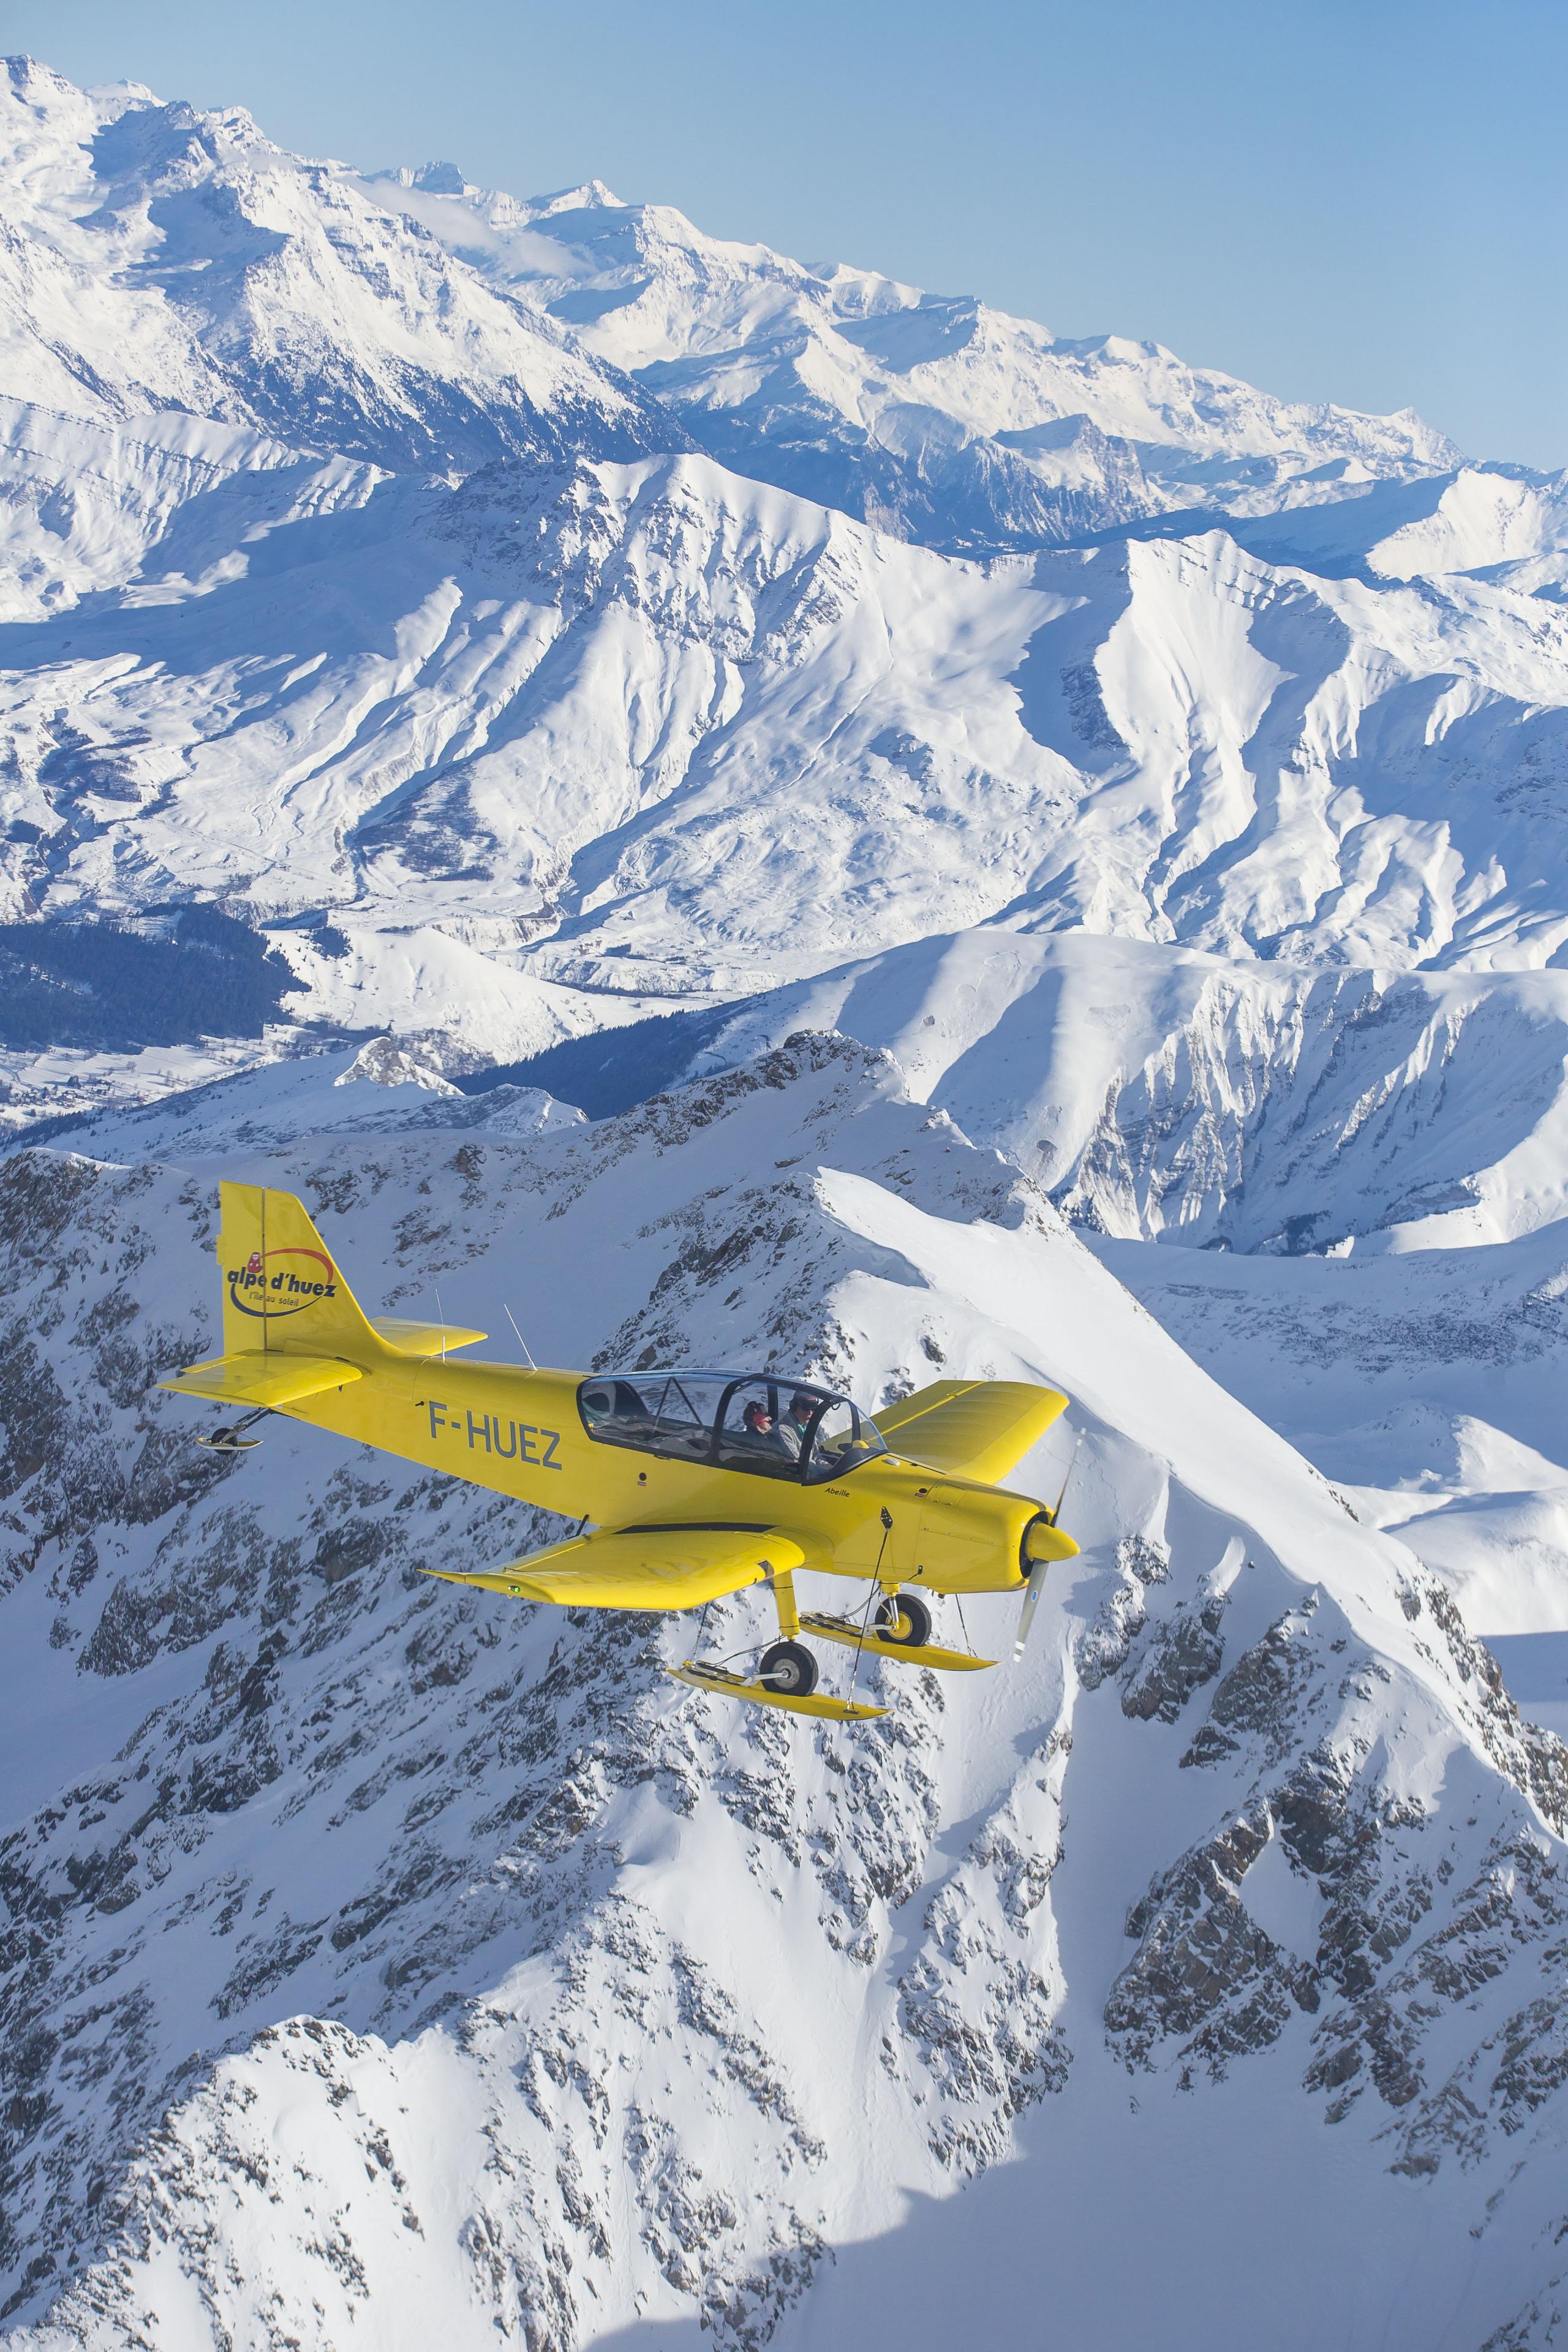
[160,1352,364,1409]
[875,1378,1068,1484]
[426,1522,805,1611]
[370,1317,487,1354]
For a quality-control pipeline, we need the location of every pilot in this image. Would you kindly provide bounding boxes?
[777,1391,816,1460]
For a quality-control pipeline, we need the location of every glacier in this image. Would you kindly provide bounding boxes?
[0,45,1566,2352]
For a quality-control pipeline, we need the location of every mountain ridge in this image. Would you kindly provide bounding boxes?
[4,1036,1568,2349]
[0,57,685,475]
[358,162,1466,557]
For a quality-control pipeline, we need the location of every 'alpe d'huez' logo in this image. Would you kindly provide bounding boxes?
[227,1245,339,1319]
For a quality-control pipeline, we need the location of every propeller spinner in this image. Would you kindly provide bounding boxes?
[1014,1432,1080,1660]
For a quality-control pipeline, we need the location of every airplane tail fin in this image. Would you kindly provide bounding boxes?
[217,1181,385,1362]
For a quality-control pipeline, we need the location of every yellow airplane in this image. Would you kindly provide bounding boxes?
[159,1182,1080,1722]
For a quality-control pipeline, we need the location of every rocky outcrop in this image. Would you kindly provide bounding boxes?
[1,1040,1566,2348]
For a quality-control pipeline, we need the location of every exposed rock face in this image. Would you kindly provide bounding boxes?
[0,1038,1566,2349]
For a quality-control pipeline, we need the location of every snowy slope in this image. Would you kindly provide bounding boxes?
[2,1038,1568,2350]
[1093,1221,1568,1647]
[1219,458,1568,584]
[6,451,1568,1041]
[0,59,680,473]
[687,929,1568,1251]
[8,1035,585,1163]
[364,170,1461,554]
[0,401,366,626]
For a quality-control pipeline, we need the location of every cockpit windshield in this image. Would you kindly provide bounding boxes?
[578,1371,886,1483]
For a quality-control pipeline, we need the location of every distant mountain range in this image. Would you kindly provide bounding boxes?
[0,58,1561,1069]
[1,53,1566,1259]
[358,163,1463,554]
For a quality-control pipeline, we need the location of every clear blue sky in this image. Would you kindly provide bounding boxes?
[6,0,1563,464]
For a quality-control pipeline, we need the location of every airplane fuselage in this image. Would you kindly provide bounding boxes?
[281,1354,1050,1596]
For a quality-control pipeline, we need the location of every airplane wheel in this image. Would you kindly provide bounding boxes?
[875,1592,932,1648]
[758,1640,819,1697]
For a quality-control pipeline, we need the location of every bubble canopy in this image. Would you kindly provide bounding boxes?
[578,1371,887,1485]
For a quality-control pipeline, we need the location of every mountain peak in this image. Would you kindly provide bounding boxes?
[527,176,628,218]
[0,62,684,472]
[366,157,470,196]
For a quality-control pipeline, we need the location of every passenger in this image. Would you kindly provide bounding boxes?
[741,1398,793,1459]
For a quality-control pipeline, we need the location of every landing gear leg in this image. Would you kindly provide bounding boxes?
[874,1590,933,1648]
[766,1566,801,1641]
[759,1567,820,1696]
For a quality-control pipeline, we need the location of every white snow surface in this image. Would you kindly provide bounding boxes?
[0,1031,311,1139]
[2,60,1568,2345]
[690,928,1568,1251]
[0,61,677,474]
[360,167,1463,554]
[0,61,1564,1113]
[1093,1221,1568,1639]
[9,1036,584,1163]
[2,1036,1568,2352]
[7,443,1568,1046]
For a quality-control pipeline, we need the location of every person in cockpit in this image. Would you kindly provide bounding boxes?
[741,1397,794,1459]
[778,1390,816,1461]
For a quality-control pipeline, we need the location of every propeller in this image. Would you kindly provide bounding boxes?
[1014,1432,1080,1661]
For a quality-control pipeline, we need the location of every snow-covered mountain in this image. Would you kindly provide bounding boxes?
[26,1033,584,1160]
[5,1037,1568,2351]
[3,58,1568,2343]
[0,59,680,475]
[676,929,1568,1253]
[361,168,1464,555]
[1092,1216,1568,1646]
[6,437,1568,1050]
[0,57,1562,1159]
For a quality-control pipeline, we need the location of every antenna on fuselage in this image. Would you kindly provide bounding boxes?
[503,1304,538,1372]
[434,1286,447,1364]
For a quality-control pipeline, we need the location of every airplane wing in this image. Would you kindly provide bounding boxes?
[425,1522,806,1611]
[873,1379,1068,1485]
